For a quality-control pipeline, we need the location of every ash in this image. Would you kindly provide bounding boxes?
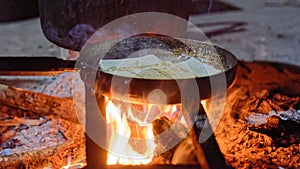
[246,109,300,124]
[0,118,66,156]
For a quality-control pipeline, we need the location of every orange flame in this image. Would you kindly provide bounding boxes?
[106,99,156,165]
[201,100,210,113]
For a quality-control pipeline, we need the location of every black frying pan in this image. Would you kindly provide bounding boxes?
[79,34,238,104]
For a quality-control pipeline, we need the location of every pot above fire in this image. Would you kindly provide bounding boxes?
[75,33,237,168]
[37,1,238,168]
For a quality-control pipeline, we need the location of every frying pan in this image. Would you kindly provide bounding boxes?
[78,34,238,105]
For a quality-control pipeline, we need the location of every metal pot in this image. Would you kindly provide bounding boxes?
[38,0,191,51]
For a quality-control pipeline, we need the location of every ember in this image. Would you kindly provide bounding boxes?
[0,114,85,168]
[215,62,300,168]
[0,72,86,169]
[0,117,65,155]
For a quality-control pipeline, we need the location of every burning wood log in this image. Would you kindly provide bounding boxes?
[0,116,85,168]
[0,117,45,127]
[0,71,86,168]
[151,116,198,165]
[1,129,15,144]
[151,116,178,164]
[0,83,78,123]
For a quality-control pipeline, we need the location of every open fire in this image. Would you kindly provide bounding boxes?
[105,98,155,165]
[104,96,190,165]
[0,34,240,168]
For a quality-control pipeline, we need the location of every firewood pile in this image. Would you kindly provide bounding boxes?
[0,73,86,169]
[215,62,300,169]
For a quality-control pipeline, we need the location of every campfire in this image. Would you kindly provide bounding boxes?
[0,34,299,169]
[0,60,299,169]
[0,34,237,168]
